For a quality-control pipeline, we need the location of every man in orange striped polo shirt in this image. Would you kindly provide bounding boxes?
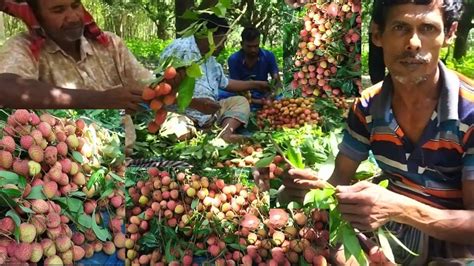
[281,0,474,264]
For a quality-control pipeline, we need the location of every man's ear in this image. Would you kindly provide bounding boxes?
[371,22,383,47]
[443,21,458,47]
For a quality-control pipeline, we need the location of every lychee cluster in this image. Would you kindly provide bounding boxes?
[142,66,178,133]
[256,97,323,130]
[126,168,330,265]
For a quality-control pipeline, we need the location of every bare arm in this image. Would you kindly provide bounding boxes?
[225,79,270,93]
[393,179,474,244]
[0,73,143,110]
[327,152,360,186]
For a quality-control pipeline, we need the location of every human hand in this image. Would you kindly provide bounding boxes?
[255,81,272,93]
[336,181,403,231]
[190,98,220,115]
[253,167,270,192]
[280,168,328,203]
[165,67,187,89]
[104,86,144,114]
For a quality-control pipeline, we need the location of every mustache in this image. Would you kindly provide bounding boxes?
[398,51,430,63]
[62,22,84,30]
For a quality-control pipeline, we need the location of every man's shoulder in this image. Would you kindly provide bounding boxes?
[260,48,275,56]
[1,32,33,48]
[359,81,384,103]
[228,50,242,62]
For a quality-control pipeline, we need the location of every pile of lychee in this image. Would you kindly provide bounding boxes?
[215,145,287,180]
[256,97,321,129]
[291,0,362,97]
[0,110,125,265]
[142,66,178,134]
[126,168,330,265]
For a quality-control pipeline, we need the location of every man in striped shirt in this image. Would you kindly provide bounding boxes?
[282,0,474,264]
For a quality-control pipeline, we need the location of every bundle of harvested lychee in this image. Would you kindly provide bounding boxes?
[291,0,362,97]
[126,168,330,265]
[0,110,125,265]
[141,67,178,134]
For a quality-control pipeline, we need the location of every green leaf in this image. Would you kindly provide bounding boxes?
[211,5,226,17]
[100,188,114,200]
[177,76,196,113]
[19,205,35,214]
[269,189,279,198]
[0,191,18,208]
[0,170,19,185]
[228,243,245,251]
[303,188,335,208]
[6,210,20,226]
[181,10,199,20]
[71,151,84,164]
[18,176,27,190]
[378,179,389,189]
[109,172,124,182]
[87,169,105,190]
[78,214,92,229]
[56,197,83,215]
[377,228,395,263]
[191,198,199,210]
[26,185,46,200]
[186,63,203,78]
[91,209,111,242]
[68,191,86,198]
[286,147,304,169]
[384,226,419,256]
[1,188,21,198]
[342,225,368,266]
[165,241,175,262]
[219,0,232,8]
[287,201,301,211]
[255,155,276,168]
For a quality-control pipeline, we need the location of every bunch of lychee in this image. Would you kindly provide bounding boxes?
[291,0,361,98]
[126,168,330,265]
[142,67,178,134]
[0,110,126,264]
[256,97,321,129]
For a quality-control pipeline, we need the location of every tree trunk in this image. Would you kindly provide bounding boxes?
[453,3,473,59]
[0,13,5,41]
[175,0,194,38]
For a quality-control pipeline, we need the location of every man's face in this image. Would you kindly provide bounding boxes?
[212,33,227,56]
[37,0,85,43]
[242,38,260,58]
[372,3,454,85]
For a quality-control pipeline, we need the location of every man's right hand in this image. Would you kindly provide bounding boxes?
[103,87,143,113]
[189,98,220,115]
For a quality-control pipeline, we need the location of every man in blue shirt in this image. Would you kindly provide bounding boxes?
[224,27,281,110]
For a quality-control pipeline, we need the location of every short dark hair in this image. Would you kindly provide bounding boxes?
[198,13,229,35]
[241,27,260,42]
[372,0,463,34]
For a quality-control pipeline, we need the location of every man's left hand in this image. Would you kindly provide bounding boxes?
[253,81,271,93]
[336,181,403,231]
